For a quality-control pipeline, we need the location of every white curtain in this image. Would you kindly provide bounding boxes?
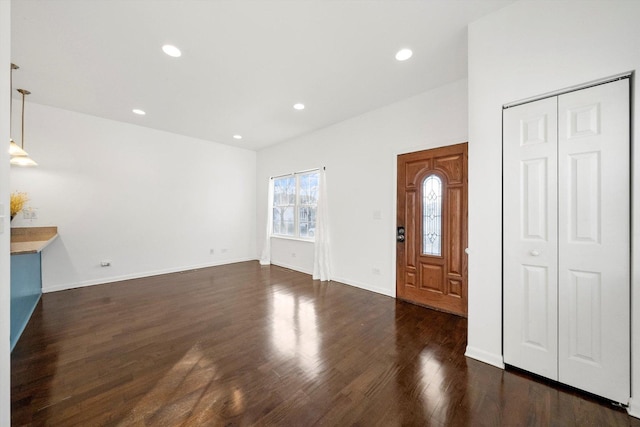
[313,168,332,281]
[259,178,274,265]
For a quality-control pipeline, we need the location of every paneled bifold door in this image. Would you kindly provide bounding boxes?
[503,78,630,404]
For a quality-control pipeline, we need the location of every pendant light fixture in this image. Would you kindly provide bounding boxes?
[10,88,37,167]
[8,63,29,157]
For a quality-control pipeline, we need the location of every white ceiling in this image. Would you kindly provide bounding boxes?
[11,0,514,151]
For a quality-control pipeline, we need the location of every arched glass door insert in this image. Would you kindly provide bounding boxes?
[422,175,442,256]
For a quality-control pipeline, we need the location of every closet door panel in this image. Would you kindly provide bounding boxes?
[558,79,629,403]
[503,97,558,380]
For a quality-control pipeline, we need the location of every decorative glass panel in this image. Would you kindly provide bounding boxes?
[422,175,442,256]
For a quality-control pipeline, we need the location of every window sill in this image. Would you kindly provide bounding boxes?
[271,235,315,243]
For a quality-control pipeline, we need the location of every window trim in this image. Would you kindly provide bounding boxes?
[270,234,315,243]
[271,170,319,241]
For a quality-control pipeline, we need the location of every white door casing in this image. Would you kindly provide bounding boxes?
[503,78,630,403]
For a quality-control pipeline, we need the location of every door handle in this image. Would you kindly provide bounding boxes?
[530,250,540,256]
[397,226,405,242]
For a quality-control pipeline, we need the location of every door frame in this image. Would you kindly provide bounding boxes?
[394,142,469,316]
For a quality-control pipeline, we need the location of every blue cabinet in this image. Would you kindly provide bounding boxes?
[10,252,42,351]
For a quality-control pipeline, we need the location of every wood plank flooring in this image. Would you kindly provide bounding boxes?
[11,261,639,426]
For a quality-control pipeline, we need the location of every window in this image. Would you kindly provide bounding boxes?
[273,171,319,239]
[422,174,442,256]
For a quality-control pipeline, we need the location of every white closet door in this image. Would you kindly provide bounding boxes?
[503,97,559,380]
[557,79,629,403]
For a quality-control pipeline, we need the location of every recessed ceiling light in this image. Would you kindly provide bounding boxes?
[233,135,242,140]
[293,103,305,110]
[395,48,413,61]
[162,44,182,58]
[132,109,146,115]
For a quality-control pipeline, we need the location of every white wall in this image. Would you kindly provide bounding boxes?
[257,79,468,296]
[0,1,11,423]
[10,103,257,292]
[466,0,640,412]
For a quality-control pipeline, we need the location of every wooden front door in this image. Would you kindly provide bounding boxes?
[396,143,468,316]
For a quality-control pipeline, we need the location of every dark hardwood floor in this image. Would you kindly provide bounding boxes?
[11,261,639,426]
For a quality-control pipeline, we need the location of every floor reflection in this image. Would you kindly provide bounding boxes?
[419,348,448,413]
[393,301,469,425]
[117,343,245,425]
[13,263,634,425]
[271,286,321,378]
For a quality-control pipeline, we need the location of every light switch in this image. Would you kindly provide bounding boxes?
[0,204,4,234]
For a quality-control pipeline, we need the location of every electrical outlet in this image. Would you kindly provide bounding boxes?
[210,248,215,254]
[221,248,228,253]
[291,253,297,258]
[372,268,381,275]
[23,207,38,220]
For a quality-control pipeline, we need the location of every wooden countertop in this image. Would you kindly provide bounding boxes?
[10,226,58,255]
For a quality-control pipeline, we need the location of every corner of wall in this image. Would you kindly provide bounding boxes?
[627,398,640,419]
[0,0,11,423]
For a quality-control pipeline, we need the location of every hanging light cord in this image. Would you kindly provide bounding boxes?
[17,88,30,149]
[20,91,24,148]
[9,63,18,139]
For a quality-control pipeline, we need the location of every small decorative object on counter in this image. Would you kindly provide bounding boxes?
[10,191,29,221]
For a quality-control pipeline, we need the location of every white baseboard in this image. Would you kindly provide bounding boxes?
[42,257,256,293]
[270,261,313,276]
[267,264,395,298]
[465,345,505,369]
[45,259,397,299]
[331,275,395,298]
